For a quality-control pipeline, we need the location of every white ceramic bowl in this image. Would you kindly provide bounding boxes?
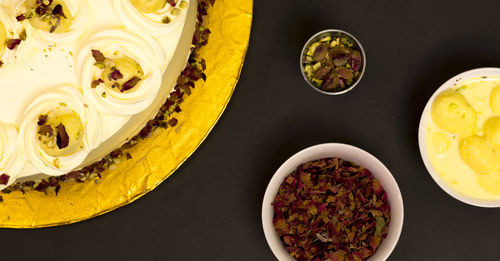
[418,67,500,208]
[261,143,404,261]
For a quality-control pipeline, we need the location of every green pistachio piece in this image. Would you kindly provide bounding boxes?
[322,72,340,90]
[333,56,349,67]
[314,66,332,80]
[329,47,352,59]
[334,67,354,81]
[312,42,329,61]
[306,42,321,56]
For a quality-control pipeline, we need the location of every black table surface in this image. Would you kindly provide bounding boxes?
[3,0,500,260]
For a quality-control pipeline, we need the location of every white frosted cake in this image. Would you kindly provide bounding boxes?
[0,0,199,190]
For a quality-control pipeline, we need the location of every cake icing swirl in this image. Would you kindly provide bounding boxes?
[113,0,190,37]
[0,121,24,189]
[13,0,89,43]
[19,85,102,176]
[0,4,26,66]
[76,29,166,116]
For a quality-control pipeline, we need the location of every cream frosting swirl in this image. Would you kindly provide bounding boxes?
[0,4,27,66]
[0,121,24,189]
[18,85,102,176]
[76,29,166,116]
[13,0,89,43]
[113,0,190,36]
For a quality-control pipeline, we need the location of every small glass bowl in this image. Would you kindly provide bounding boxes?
[300,29,367,95]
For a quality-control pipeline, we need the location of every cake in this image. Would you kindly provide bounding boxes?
[0,0,207,191]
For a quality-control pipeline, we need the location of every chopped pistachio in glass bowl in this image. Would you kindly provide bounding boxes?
[300,29,366,95]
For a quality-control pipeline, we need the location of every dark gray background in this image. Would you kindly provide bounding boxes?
[2,0,500,260]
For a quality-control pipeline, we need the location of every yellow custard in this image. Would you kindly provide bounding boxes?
[426,77,500,200]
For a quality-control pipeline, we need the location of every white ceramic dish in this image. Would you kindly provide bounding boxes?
[261,143,404,261]
[418,67,500,208]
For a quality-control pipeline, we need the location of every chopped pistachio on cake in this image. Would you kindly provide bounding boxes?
[90,50,144,93]
[36,108,84,157]
[102,57,144,93]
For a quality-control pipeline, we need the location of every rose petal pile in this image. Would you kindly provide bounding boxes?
[272,157,391,261]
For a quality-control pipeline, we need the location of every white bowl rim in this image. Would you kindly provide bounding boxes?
[418,67,500,208]
[261,143,404,261]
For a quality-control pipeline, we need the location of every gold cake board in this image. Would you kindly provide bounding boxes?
[0,0,253,228]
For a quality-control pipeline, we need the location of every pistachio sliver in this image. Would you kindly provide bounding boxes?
[91,50,105,63]
[333,55,349,67]
[329,46,351,59]
[315,66,332,80]
[335,67,354,81]
[322,73,340,90]
[312,42,329,61]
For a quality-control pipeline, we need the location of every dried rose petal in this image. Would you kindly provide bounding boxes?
[91,79,104,88]
[110,69,123,80]
[35,5,48,16]
[5,39,22,50]
[121,77,141,92]
[52,4,66,18]
[37,114,48,126]
[0,174,10,185]
[272,158,391,261]
[56,124,69,149]
[350,50,362,72]
[168,118,178,127]
[16,14,25,21]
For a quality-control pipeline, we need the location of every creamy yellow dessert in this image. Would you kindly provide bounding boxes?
[426,77,500,199]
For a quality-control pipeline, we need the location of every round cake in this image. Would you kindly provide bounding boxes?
[0,0,198,190]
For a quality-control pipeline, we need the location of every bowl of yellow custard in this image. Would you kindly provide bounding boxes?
[419,68,500,207]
